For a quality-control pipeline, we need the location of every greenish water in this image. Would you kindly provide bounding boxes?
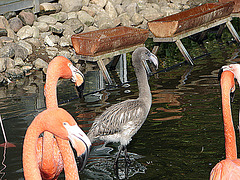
[1,20,240,179]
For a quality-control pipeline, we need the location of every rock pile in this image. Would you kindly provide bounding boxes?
[0,0,212,83]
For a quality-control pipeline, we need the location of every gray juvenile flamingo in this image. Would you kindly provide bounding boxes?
[87,47,158,166]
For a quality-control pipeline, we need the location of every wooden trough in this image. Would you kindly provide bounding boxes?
[71,26,149,56]
[148,1,234,38]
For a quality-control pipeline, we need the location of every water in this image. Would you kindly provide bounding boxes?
[1,23,240,179]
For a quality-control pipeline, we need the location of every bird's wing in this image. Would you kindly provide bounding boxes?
[88,99,147,138]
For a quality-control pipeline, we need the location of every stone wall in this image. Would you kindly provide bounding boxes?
[0,0,216,83]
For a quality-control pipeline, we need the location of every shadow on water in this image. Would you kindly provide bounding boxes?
[1,20,240,179]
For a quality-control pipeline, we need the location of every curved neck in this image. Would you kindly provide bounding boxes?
[45,65,61,109]
[221,73,237,160]
[133,57,151,102]
[23,117,43,180]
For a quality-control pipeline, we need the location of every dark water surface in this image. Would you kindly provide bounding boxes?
[1,22,240,179]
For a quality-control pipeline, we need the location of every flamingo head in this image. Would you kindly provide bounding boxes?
[43,108,91,172]
[138,47,159,70]
[218,65,236,102]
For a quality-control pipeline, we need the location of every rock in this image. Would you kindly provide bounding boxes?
[82,25,98,33]
[94,12,114,29]
[68,12,78,19]
[0,44,15,58]
[9,17,23,32]
[17,25,33,39]
[63,18,84,34]
[14,57,25,66]
[14,44,29,59]
[105,1,118,20]
[125,3,138,18]
[49,23,64,34]
[62,25,75,37]
[0,28,7,36]
[140,8,163,21]
[33,21,49,32]
[118,13,132,27]
[131,13,143,26]
[32,26,40,38]
[6,28,16,40]
[77,11,94,26]
[37,15,57,25]
[40,3,57,14]
[0,37,14,45]
[49,12,68,23]
[59,0,83,12]
[46,46,58,57]
[91,0,107,8]
[25,38,42,48]
[4,11,16,20]
[59,36,71,47]
[40,31,51,39]
[0,58,7,72]
[52,3,62,13]
[82,4,104,17]
[82,0,90,6]
[0,16,9,29]
[33,58,48,69]
[5,57,15,69]
[21,64,33,72]
[58,50,71,59]
[49,35,60,44]
[6,67,24,77]
[18,10,35,26]
[44,35,55,46]
[115,5,125,15]
[17,40,33,55]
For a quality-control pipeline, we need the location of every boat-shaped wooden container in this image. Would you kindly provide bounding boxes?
[148,2,234,38]
[71,26,149,56]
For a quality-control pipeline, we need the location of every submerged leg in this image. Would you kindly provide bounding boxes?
[123,145,131,165]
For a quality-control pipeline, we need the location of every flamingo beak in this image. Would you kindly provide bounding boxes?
[65,124,91,172]
[69,64,85,98]
[146,51,158,70]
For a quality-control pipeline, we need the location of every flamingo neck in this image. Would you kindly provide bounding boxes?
[221,76,237,160]
[23,117,44,180]
[133,57,151,105]
[45,66,61,109]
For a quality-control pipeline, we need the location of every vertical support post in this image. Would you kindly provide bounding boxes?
[175,39,194,66]
[152,46,159,55]
[226,21,240,43]
[97,59,113,85]
[122,53,127,83]
[32,0,40,13]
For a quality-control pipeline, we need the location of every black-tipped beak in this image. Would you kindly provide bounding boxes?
[218,68,224,81]
[147,51,158,70]
[76,81,85,98]
[230,91,235,103]
[77,144,90,172]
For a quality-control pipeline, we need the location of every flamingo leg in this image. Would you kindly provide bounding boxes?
[123,145,131,165]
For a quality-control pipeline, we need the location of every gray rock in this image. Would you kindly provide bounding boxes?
[0,44,15,58]
[82,4,104,17]
[46,46,58,57]
[67,12,78,19]
[40,3,57,14]
[14,57,25,66]
[91,0,107,8]
[6,67,24,77]
[33,58,48,69]
[6,27,16,40]
[94,12,114,29]
[5,57,15,69]
[49,35,60,44]
[140,8,163,21]
[63,18,84,34]
[21,64,33,72]
[17,25,33,39]
[62,25,75,37]
[58,50,71,59]
[52,3,62,13]
[115,5,124,15]
[44,35,55,47]
[49,23,64,34]
[33,21,49,32]
[125,3,138,18]
[4,11,16,20]
[9,17,23,32]
[0,37,14,45]
[118,13,132,27]
[0,28,7,36]
[0,16,9,29]
[77,11,94,27]
[14,44,28,59]
[59,36,71,47]
[105,1,118,20]
[18,10,35,26]
[37,15,57,25]
[49,12,68,22]
[59,0,82,12]
[0,58,6,72]
[131,13,143,26]
[25,38,42,48]
[17,40,33,55]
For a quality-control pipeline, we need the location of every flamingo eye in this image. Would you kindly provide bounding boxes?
[63,122,68,126]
